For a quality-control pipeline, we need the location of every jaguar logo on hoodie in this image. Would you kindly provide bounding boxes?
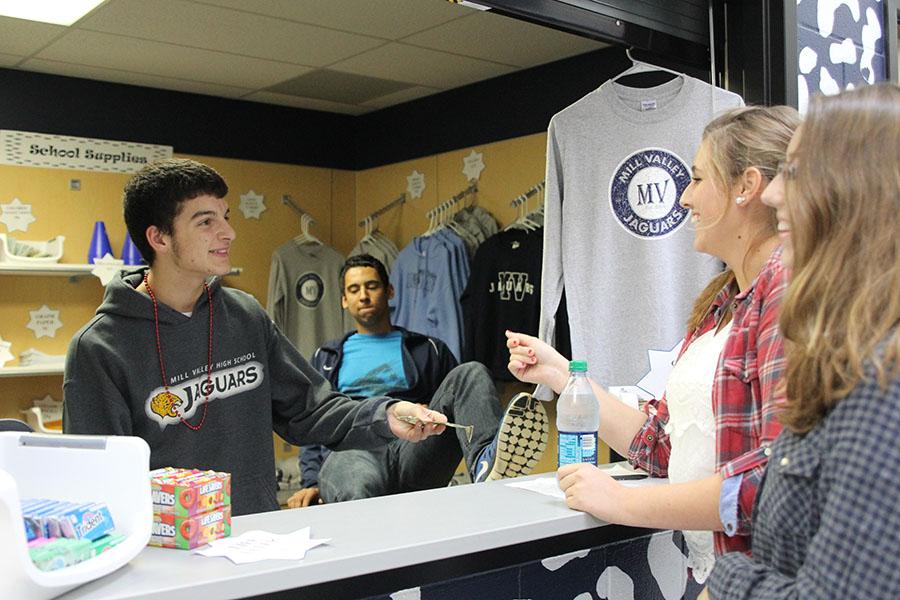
[145,361,264,429]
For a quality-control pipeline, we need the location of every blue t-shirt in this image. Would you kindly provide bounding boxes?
[337,331,408,397]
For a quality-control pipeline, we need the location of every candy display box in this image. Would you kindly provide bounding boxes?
[0,432,152,600]
[0,233,65,264]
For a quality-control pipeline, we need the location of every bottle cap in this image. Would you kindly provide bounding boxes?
[568,360,587,372]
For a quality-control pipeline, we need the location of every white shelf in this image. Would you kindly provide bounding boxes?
[0,264,242,277]
[0,263,97,277]
[0,364,64,378]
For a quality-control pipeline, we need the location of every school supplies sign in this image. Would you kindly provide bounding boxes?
[0,130,172,174]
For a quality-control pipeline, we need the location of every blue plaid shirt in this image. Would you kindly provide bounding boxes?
[708,354,900,598]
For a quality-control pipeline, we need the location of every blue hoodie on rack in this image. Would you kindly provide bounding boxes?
[388,229,469,361]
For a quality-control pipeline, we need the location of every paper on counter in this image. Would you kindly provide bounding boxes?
[507,476,565,500]
[194,526,330,565]
[506,465,667,501]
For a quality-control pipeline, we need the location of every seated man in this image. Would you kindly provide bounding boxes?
[288,254,548,507]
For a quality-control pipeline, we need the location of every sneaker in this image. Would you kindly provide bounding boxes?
[472,392,549,483]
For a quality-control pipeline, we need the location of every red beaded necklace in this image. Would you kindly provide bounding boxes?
[143,271,213,431]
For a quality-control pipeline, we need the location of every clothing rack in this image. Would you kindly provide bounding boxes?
[281,194,315,224]
[425,182,478,220]
[358,192,406,227]
[509,181,545,208]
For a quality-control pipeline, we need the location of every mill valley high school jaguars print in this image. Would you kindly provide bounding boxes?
[609,148,691,239]
[146,356,264,429]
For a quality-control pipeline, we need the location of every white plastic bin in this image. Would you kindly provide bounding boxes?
[0,432,152,599]
[0,233,65,264]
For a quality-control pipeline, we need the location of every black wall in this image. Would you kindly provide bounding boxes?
[0,67,356,169]
[0,46,630,172]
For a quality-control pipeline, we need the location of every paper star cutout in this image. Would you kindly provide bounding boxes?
[34,394,62,407]
[0,337,14,368]
[0,198,37,232]
[239,190,266,220]
[90,253,125,286]
[635,340,683,399]
[26,304,63,339]
[406,170,426,199]
[462,150,485,181]
[195,527,330,564]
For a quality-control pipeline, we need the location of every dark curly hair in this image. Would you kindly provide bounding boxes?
[123,158,228,264]
[339,254,390,290]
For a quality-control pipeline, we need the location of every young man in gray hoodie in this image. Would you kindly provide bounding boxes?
[63,158,446,517]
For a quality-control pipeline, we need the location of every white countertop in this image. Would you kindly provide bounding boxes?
[58,472,641,600]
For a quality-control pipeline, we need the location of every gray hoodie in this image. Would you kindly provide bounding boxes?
[63,269,394,516]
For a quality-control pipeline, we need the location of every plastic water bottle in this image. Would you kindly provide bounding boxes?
[557,360,599,467]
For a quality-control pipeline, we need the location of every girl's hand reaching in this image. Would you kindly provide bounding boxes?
[505,330,570,393]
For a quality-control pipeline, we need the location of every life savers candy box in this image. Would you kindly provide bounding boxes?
[150,467,231,517]
[148,505,231,550]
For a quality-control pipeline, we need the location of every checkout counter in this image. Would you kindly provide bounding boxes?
[57,473,700,600]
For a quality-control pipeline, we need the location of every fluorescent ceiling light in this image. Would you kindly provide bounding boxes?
[0,0,106,26]
[455,1,491,10]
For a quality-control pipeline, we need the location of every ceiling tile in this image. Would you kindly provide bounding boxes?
[0,16,65,56]
[34,30,312,89]
[21,58,253,98]
[81,0,385,67]
[403,11,607,68]
[242,90,368,115]
[0,53,23,67]
[192,0,472,39]
[268,70,412,104]
[330,42,516,89]
[361,86,442,110]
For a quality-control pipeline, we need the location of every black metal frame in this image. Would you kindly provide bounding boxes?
[709,0,788,105]
[782,0,798,107]
[469,0,711,71]
[473,0,791,105]
[887,0,899,82]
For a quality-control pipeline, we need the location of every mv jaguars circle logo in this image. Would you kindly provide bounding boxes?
[295,272,325,308]
[609,148,691,239]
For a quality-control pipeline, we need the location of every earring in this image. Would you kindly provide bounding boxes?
[735,196,746,205]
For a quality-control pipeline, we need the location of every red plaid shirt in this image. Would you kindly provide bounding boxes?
[627,247,787,556]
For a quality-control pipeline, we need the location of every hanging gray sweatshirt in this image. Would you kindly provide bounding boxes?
[539,76,743,395]
[63,269,395,516]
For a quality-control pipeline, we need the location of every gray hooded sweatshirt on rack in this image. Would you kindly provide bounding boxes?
[63,269,395,516]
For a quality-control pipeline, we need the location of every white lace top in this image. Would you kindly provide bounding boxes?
[663,320,732,583]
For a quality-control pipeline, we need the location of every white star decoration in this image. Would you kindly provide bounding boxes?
[462,150,485,181]
[0,198,37,232]
[26,304,63,339]
[90,253,125,286]
[0,336,14,368]
[635,340,683,400]
[239,190,266,220]
[406,170,426,199]
[195,527,330,565]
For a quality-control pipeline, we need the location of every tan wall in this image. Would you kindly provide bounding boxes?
[0,131,609,475]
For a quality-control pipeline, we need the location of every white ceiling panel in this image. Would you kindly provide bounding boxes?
[192,0,472,40]
[21,58,253,99]
[0,1,606,115]
[0,16,65,56]
[34,30,313,89]
[403,11,607,68]
[81,0,386,67]
[242,91,368,115]
[330,42,516,89]
[361,85,443,109]
[0,53,23,67]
